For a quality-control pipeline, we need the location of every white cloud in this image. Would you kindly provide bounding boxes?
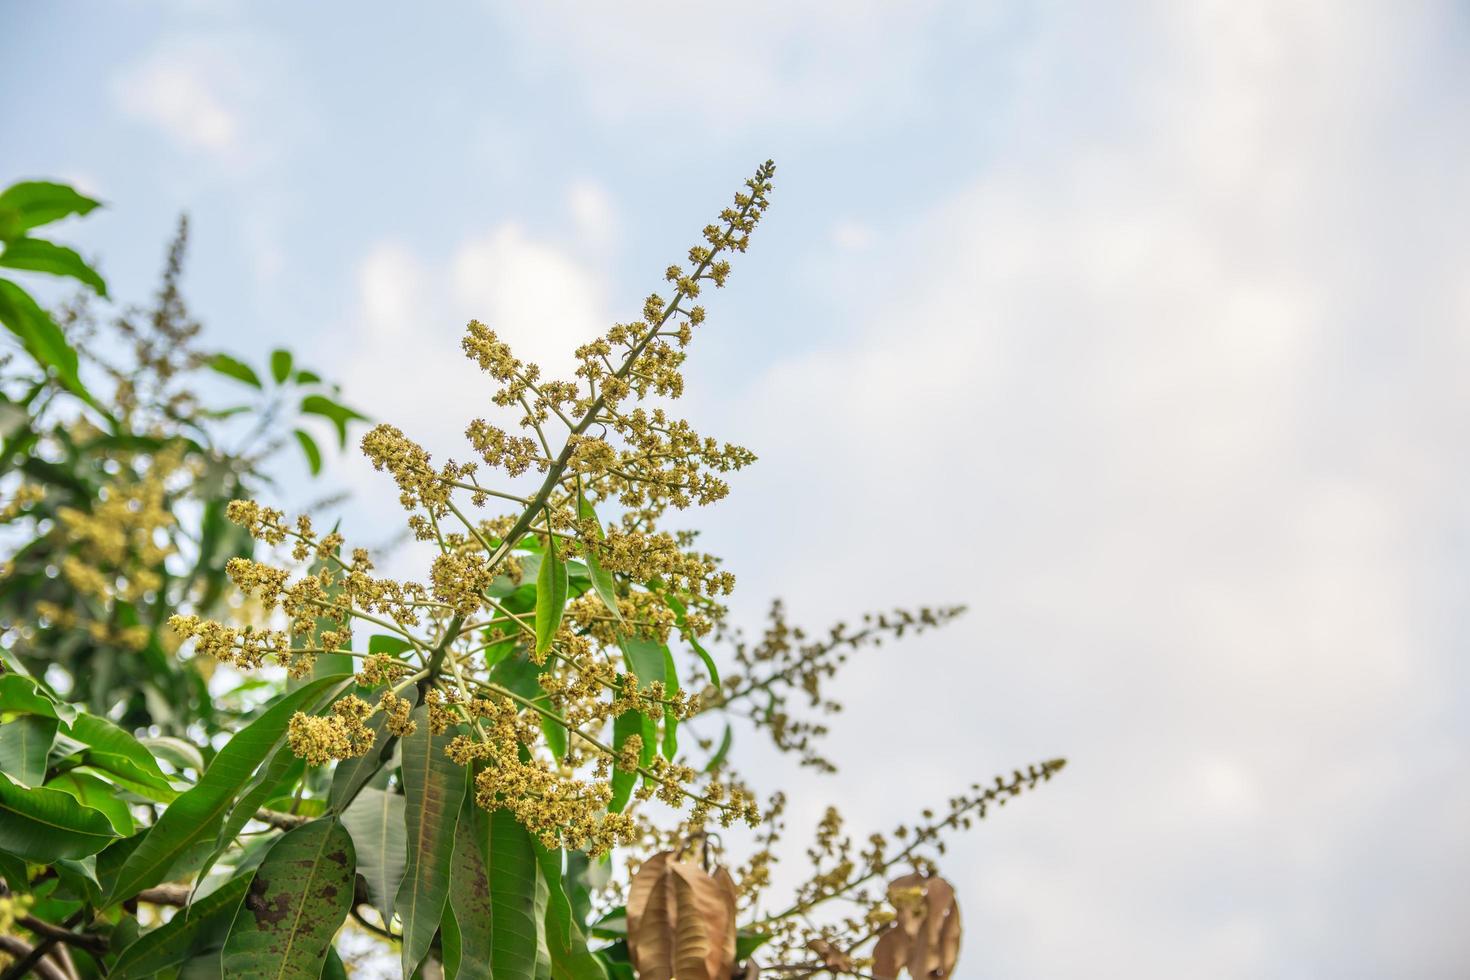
[112,43,242,155]
[328,210,613,579]
[109,36,298,169]
[829,219,876,251]
[486,0,945,128]
[451,223,608,378]
[565,179,617,252]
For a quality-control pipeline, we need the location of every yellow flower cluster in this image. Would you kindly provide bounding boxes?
[54,449,180,606]
[169,162,780,846]
[0,483,44,524]
[286,695,376,765]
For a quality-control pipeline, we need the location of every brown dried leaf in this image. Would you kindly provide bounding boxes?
[626,851,738,980]
[870,873,963,979]
[807,939,855,972]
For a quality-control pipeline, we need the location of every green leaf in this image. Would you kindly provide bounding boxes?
[0,673,75,722]
[0,278,98,409]
[0,237,107,295]
[192,747,305,894]
[0,712,57,785]
[487,807,545,979]
[535,541,570,659]
[618,636,666,692]
[141,735,206,773]
[222,818,356,980]
[704,723,733,773]
[608,708,645,814]
[108,873,250,980]
[442,906,465,979]
[105,675,351,904]
[323,946,348,980]
[292,428,321,475]
[541,711,569,761]
[54,713,179,802]
[46,770,134,835]
[66,713,174,790]
[0,181,101,239]
[395,706,466,977]
[299,394,366,449]
[737,930,774,961]
[294,369,322,384]
[536,844,608,980]
[665,594,720,688]
[207,353,262,389]
[661,644,680,760]
[0,771,117,860]
[369,634,414,656]
[270,348,293,384]
[340,787,406,926]
[577,496,622,623]
[446,798,494,980]
[590,908,627,940]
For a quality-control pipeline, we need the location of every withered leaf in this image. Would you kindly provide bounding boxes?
[871,873,962,979]
[626,851,737,980]
[807,938,855,972]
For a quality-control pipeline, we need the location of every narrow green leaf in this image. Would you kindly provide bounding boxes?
[109,873,250,980]
[536,542,570,658]
[704,723,733,773]
[340,787,406,926]
[536,845,609,980]
[0,673,74,721]
[369,634,414,656]
[447,798,495,980]
[0,712,57,785]
[737,930,774,960]
[192,746,305,895]
[66,713,173,789]
[299,394,366,449]
[0,181,100,238]
[665,594,720,688]
[0,278,97,409]
[207,353,262,389]
[141,735,206,773]
[608,708,643,814]
[46,770,133,835]
[56,853,102,903]
[0,237,107,295]
[323,946,348,980]
[72,756,177,804]
[295,368,322,384]
[106,675,351,904]
[487,808,545,978]
[222,818,356,980]
[292,428,321,475]
[541,712,570,762]
[395,706,466,977]
[618,636,666,692]
[576,496,622,623]
[270,348,293,384]
[0,771,117,860]
[661,644,680,760]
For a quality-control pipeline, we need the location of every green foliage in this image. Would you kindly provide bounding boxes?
[395,705,466,975]
[0,205,367,741]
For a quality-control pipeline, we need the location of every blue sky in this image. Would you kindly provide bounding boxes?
[6,2,1470,976]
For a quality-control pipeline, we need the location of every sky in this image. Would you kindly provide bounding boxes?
[5,1,1470,976]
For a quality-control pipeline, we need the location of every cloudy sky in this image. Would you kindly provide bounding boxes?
[6,1,1470,976]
